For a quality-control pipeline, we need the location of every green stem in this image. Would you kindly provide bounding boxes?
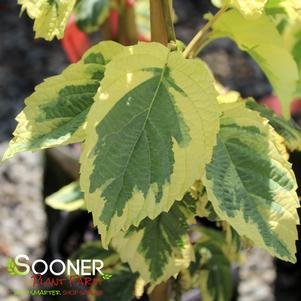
[174,276,182,301]
[175,292,181,301]
[183,4,228,58]
[161,0,176,45]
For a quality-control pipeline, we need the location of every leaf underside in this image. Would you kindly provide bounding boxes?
[211,9,299,117]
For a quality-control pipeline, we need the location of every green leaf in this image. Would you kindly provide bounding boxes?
[90,265,139,301]
[231,0,268,18]
[6,258,27,276]
[211,0,268,18]
[211,9,299,117]
[266,0,301,22]
[70,241,120,270]
[3,41,124,161]
[246,98,301,151]
[187,228,232,301]
[18,0,76,40]
[291,27,301,73]
[203,100,299,262]
[191,181,220,221]
[75,0,109,33]
[265,1,301,84]
[71,242,139,300]
[46,182,85,211]
[282,20,301,88]
[112,195,196,285]
[197,242,232,301]
[80,42,220,247]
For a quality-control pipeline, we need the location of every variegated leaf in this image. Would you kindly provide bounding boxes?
[211,0,267,18]
[70,241,138,301]
[80,42,220,247]
[3,41,124,161]
[45,182,85,212]
[246,98,301,151]
[18,0,76,40]
[90,265,139,301]
[203,100,299,262]
[232,0,268,18]
[75,0,109,33]
[266,0,301,23]
[185,228,233,301]
[112,195,196,286]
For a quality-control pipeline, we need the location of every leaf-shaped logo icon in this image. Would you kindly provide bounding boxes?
[6,258,25,276]
[101,272,112,280]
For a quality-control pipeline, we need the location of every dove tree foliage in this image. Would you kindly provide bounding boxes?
[3,0,301,300]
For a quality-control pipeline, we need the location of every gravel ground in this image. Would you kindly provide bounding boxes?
[0,1,67,300]
[238,249,275,301]
[179,248,276,301]
[0,143,46,301]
